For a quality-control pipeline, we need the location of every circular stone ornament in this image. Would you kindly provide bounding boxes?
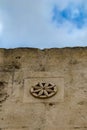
[30,82,57,99]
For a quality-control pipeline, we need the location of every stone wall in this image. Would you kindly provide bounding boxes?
[0,47,87,130]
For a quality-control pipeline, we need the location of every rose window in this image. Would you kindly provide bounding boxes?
[30,82,57,99]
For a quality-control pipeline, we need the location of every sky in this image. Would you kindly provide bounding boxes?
[0,0,87,48]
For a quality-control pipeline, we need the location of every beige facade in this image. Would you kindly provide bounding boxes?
[0,48,87,130]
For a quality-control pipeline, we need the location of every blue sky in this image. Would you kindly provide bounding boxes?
[0,0,87,48]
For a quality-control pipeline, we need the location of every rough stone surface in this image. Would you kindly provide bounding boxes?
[0,47,87,130]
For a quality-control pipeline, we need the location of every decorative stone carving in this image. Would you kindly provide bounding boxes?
[30,82,57,99]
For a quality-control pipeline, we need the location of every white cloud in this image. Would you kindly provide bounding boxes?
[0,0,87,48]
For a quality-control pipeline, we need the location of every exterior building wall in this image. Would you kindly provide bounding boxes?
[0,48,87,130]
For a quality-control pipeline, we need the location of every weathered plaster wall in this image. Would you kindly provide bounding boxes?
[0,48,87,130]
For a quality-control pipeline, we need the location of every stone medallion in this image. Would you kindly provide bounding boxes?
[30,82,57,99]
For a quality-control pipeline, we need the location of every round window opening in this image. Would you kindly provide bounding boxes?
[30,82,57,99]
